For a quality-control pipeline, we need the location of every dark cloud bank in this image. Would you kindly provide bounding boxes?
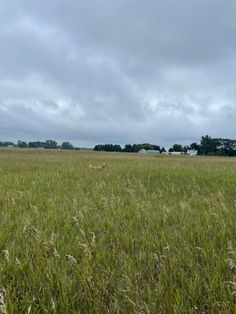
[1,0,236,147]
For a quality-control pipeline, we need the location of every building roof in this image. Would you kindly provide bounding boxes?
[146,150,160,154]
[138,149,147,153]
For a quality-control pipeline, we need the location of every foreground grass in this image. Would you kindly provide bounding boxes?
[0,149,236,313]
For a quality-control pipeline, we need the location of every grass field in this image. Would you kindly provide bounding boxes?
[0,149,236,313]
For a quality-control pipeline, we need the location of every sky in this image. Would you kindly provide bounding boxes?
[1,0,236,147]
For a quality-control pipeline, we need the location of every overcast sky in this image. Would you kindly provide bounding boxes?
[1,0,236,147]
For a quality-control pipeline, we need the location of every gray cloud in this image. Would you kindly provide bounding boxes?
[1,0,236,146]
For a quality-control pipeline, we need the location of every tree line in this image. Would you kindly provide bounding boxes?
[94,135,236,156]
[197,136,236,156]
[1,135,236,156]
[94,143,165,153]
[0,140,76,150]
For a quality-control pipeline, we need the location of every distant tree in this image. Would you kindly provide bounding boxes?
[141,143,154,150]
[132,144,142,153]
[199,135,218,155]
[223,139,236,156]
[94,144,122,152]
[214,138,236,156]
[17,140,27,148]
[161,147,166,153]
[153,145,161,151]
[190,142,200,151]
[172,144,183,152]
[2,141,15,147]
[114,144,122,152]
[61,142,73,150]
[45,140,58,149]
[28,141,45,148]
[169,148,174,152]
[130,143,161,152]
[123,144,133,152]
[94,145,102,151]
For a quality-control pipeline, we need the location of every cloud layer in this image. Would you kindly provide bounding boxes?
[1,0,236,146]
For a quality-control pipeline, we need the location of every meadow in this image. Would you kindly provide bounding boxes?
[0,149,236,313]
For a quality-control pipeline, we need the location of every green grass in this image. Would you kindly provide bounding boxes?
[1,149,236,313]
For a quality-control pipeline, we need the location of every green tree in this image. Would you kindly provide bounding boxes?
[190,142,200,151]
[45,140,58,149]
[17,140,27,148]
[172,144,183,152]
[123,144,133,152]
[94,144,122,152]
[200,135,218,155]
[61,142,73,150]
[94,145,102,151]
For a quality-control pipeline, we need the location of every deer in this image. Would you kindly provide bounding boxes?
[89,162,106,170]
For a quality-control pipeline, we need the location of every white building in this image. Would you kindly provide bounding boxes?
[147,150,160,154]
[170,151,182,156]
[138,149,147,154]
[138,149,160,154]
[187,149,198,156]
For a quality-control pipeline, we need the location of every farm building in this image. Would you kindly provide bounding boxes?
[187,149,198,156]
[138,149,147,154]
[147,150,160,154]
[139,149,160,154]
[170,151,182,155]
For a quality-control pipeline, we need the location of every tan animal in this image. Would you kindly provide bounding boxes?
[89,162,106,170]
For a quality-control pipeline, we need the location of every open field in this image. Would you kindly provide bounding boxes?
[1,149,236,313]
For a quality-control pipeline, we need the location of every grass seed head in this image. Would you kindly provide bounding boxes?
[14,257,21,267]
[0,288,7,314]
[51,298,56,311]
[1,250,9,261]
[226,241,235,270]
[66,254,77,265]
[53,248,60,259]
[226,281,236,296]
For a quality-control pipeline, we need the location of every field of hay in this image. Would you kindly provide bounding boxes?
[0,149,236,313]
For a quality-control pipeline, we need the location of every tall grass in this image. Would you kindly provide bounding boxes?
[0,149,236,312]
